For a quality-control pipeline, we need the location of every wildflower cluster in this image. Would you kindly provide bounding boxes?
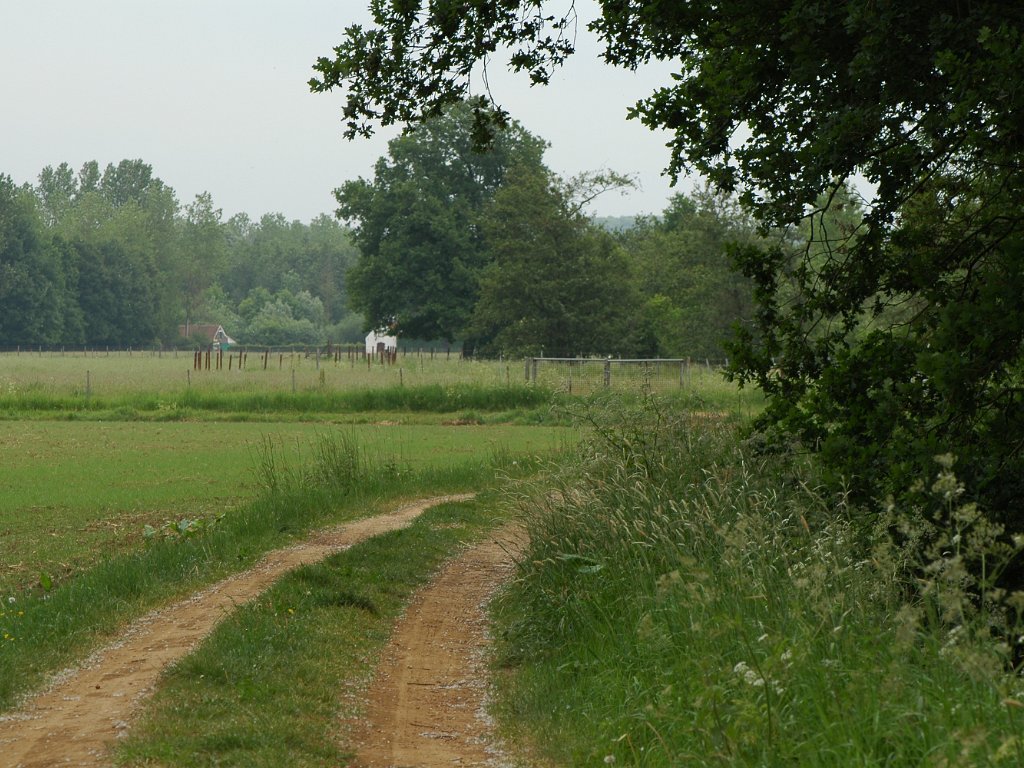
[1,596,23,643]
[885,454,1024,669]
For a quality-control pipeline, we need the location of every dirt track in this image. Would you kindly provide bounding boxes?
[0,494,479,768]
[350,526,524,767]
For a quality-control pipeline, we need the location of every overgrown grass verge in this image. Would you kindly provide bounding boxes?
[491,397,1024,765]
[0,434,530,714]
[0,383,557,421]
[113,493,506,767]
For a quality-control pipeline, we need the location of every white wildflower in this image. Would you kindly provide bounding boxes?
[733,661,764,687]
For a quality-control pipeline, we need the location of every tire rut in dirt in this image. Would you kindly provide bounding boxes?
[0,494,473,768]
[349,525,524,768]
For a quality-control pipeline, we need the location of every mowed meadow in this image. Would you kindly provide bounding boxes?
[0,419,563,596]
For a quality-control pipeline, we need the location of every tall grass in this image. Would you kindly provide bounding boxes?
[0,383,556,421]
[491,397,1024,765]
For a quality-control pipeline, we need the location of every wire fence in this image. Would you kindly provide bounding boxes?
[525,357,729,395]
[0,343,460,360]
[0,349,729,397]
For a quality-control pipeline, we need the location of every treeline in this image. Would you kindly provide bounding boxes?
[3,121,771,358]
[0,160,361,348]
[339,103,764,360]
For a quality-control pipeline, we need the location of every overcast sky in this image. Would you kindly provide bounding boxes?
[1,1,690,223]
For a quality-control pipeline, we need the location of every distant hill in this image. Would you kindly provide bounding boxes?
[592,215,639,232]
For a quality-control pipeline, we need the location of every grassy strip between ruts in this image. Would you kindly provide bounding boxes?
[113,493,506,767]
[0,438,529,714]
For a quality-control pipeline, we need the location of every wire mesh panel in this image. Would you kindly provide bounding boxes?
[525,358,726,395]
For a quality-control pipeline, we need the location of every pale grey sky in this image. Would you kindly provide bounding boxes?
[1,1,689,223]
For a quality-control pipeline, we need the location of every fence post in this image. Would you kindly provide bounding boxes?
[604,357,611,388]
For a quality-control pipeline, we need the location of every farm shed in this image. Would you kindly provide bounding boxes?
[179,323,236,349]
[365,329,398,355]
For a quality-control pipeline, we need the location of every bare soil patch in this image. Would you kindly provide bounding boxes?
[349,525,524,768]
[0,495,472,768]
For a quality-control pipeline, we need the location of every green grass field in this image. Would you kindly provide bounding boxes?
[0,352,582,596]
[0,352,789,767]
[0,420,570,595]
[0,350,743,400]
[0,352,582,714]
[6,352,1017,766]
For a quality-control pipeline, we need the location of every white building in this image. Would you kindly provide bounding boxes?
[365,330,398,355]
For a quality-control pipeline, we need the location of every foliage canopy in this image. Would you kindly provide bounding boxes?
[315,2,1024,524]
[0,161,362,348]
[337,102,547,342]
[470,164,641,357]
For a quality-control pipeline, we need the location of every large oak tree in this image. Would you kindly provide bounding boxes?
[314,1,1024,525]
[470,163,641,357]
[335,101,546,341]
